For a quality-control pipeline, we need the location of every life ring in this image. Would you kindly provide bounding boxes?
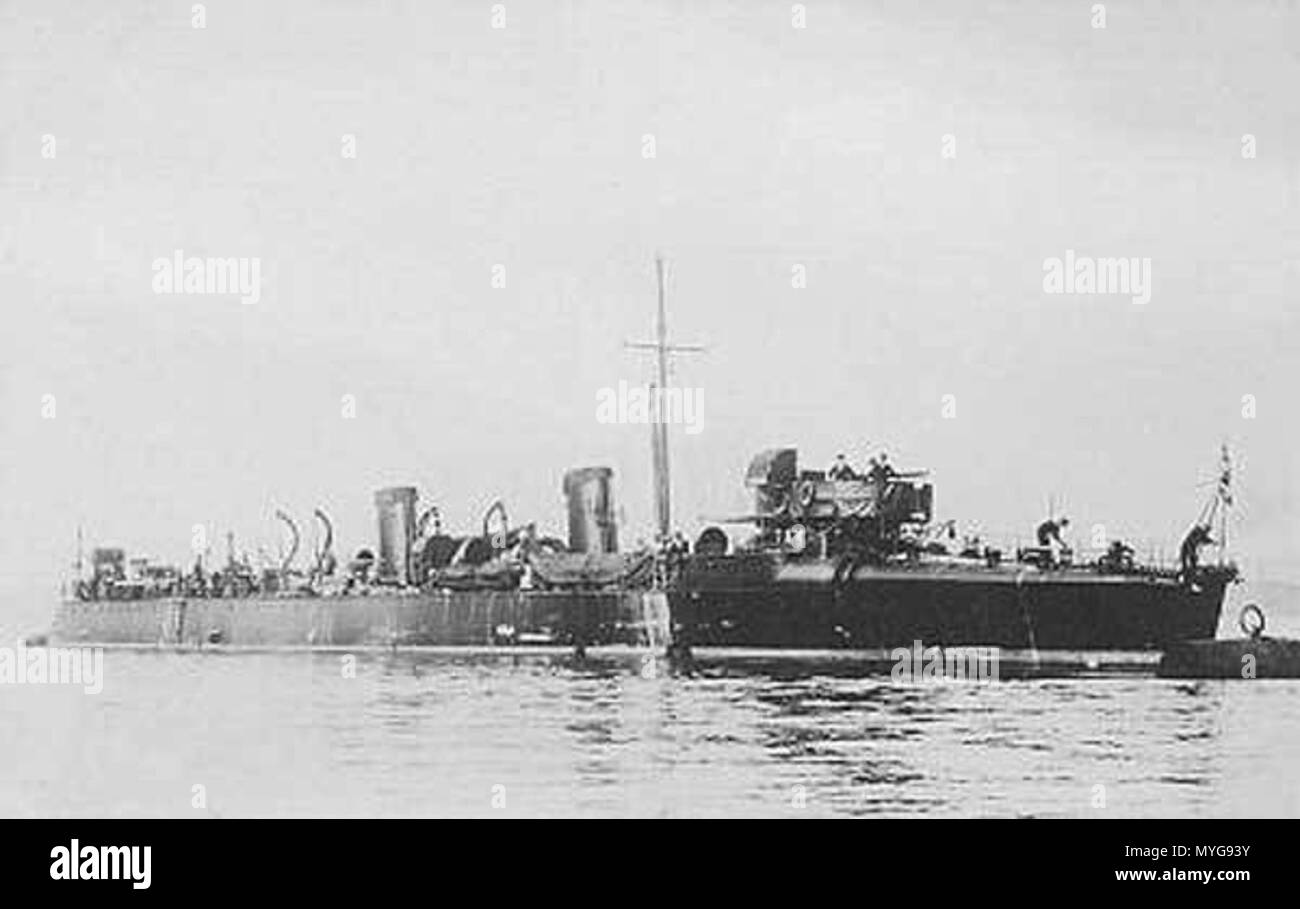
[1239,603,1265,639]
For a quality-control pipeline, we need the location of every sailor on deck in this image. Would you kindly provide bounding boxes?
[1179,524,1214,576]
[828,453,856,480]
[1036,516,1069,566]
[868,453,895,484]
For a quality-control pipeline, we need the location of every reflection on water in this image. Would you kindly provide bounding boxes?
[2,648,1298,818]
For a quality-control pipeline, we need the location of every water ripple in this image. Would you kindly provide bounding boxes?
[3,649,1299,817]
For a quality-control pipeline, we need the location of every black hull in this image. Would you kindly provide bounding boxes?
[672,559,1231,650]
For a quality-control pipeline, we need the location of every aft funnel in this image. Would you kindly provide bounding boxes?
[562,467,617,554]
[374,486,419,585]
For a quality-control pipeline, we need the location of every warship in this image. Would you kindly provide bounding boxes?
[52,445,1238,653]
[669,445,1236,651]
[51,260,1239,654]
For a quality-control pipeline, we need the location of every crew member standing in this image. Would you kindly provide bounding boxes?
[1036,516,1069,566]
[879,452,895,479]
[829,453,856,480]
[1179,523,1214,576]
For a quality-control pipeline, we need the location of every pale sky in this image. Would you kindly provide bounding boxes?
[3,0,1299,617]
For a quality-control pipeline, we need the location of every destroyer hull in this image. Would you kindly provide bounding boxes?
[53,566,1228,652]
[672,561,1231,650]
[53,589,651,649]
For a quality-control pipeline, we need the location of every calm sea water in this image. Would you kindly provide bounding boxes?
[2,582,1299,818]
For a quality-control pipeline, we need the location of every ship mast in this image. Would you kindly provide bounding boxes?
[625,255,703,541]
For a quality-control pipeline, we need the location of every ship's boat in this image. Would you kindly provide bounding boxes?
[529,552,655,590]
